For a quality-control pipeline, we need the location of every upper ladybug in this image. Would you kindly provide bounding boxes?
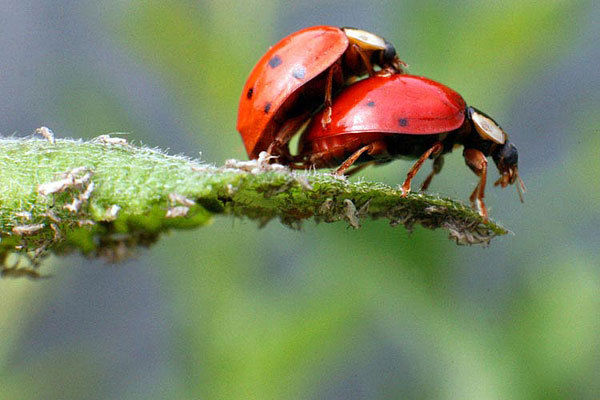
[236,26,405,161]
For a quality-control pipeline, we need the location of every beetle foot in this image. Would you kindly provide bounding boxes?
[400,185,410,197]
[472,198,489,222]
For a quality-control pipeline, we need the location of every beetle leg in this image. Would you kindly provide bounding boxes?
[334,145,371,175]
[420,155,445,192]
[463,148,489,220]
[352,44,375,77]
[401,142,443,196]
[268,112,311,161]
[321,62,342,127]
[335,140,387,175]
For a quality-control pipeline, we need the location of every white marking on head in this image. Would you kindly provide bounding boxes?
[471,110,506,144]
[342,28,387,51]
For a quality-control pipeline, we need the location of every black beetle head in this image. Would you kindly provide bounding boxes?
[492,141,526,202]
[382,40,396,63]
[382,40,407,73]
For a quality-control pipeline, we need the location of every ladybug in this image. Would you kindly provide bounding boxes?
[237,26,406,161]
[296,74,525,220]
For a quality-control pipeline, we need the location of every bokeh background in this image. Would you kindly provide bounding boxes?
[1,1,599,399]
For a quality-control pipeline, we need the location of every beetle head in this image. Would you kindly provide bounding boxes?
[342,27,406,73]
[381,39,409,73]
[492,140,526,202]
[467,106,526,201]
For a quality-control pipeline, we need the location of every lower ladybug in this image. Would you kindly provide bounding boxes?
[237,26,406,161]
[296,74,525,220]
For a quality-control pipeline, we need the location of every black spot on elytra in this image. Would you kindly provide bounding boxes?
[367,101,375,107]
[268,55,282,68]
[398,118,408,127]
[264,102,272,113]
[292,66,306,80]
[246,87,253,99]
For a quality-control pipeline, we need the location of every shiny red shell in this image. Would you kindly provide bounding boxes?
[237,26,350,158]
[302,74,467,144]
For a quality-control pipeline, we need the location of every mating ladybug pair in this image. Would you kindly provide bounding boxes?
[237,26,525,220]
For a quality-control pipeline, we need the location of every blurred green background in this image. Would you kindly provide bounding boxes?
[1,1,599,399]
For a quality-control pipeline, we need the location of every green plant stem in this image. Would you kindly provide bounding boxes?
[0,137,507,269]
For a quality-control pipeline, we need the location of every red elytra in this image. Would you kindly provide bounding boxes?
[297,74,525,220]
[237,26,405,160]
[302,74,466,142]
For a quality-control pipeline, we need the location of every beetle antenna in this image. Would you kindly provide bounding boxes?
[516,174,526,203]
